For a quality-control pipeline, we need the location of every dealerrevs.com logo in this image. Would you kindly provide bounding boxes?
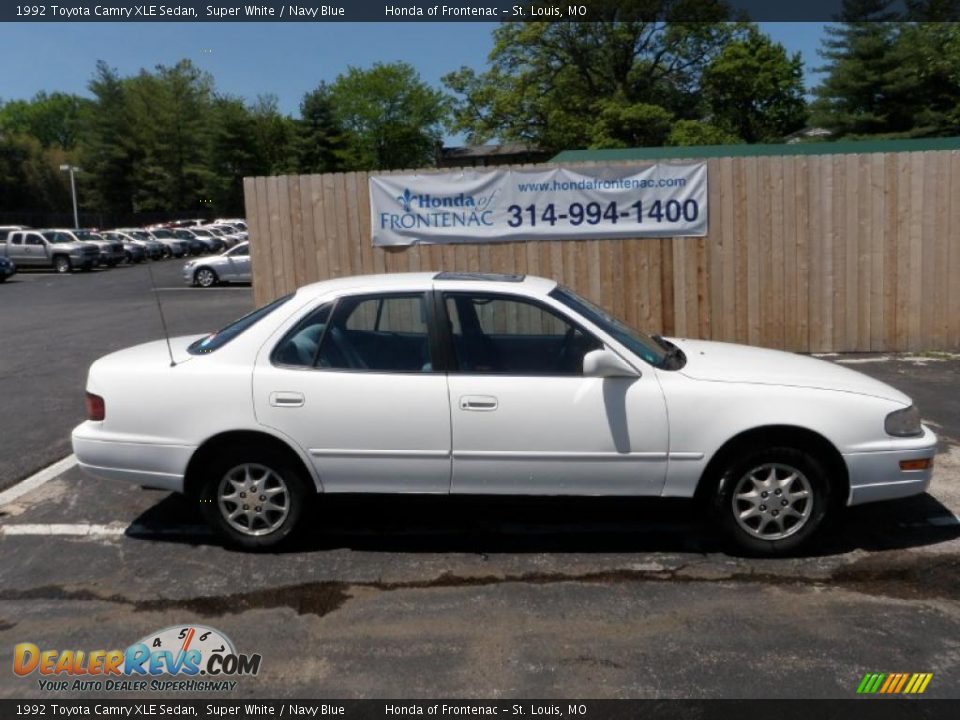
[13,625,261,693]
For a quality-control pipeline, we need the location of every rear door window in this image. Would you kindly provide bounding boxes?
[317,293,433,372]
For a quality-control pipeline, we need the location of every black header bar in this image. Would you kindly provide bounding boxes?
[1,700,960,720]
[3,1,954,24]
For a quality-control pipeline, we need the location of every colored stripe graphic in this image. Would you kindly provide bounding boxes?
[857,673,932,694]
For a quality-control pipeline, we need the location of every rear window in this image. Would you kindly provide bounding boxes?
[188,294,293,355]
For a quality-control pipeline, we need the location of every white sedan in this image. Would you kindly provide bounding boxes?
[72,272,937,553]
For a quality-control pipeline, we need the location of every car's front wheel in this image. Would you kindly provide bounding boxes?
[715,447,833,556]
[194,267,218,287]
[53,255,71,274]
[199,448,310,550]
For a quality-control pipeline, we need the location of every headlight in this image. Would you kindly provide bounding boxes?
[184,261,195,269]
[885,405,923,437]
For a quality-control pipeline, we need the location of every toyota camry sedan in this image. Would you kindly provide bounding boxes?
[72,272,937,553]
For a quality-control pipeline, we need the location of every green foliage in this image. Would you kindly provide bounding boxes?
[590,101,675,148]
[0,132,72,212]
[666,120,742,146]
[0,91,89,151]
[443,9,744,151]
[812,0,960,138]
[329,62,448,170]
[702,27,807,143]
[295,83,352,174]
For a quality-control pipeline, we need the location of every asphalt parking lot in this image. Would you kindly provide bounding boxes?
[1,263,958,699]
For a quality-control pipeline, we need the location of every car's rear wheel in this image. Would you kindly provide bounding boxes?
[53,255,71,274]
[715,447,833,556]
[195,267,218,287]
[199,448,310,550]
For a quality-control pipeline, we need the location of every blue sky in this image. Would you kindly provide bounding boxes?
[0,22,827,142]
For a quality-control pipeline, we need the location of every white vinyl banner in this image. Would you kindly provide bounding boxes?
[369,163,707,246]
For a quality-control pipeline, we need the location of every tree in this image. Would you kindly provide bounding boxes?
[329,62,448,170]
[443,3,741,151]
[206,96,259,214]
[128,60,216,211]
[811,0,916,136]
[0,132,72,212]
[0,92,89,151]
[897,21,960,135]
[295,84,351,173]
[80,61,140,216]
[666,119,741,145]
[702,26,807,142]
[590,101,675,148]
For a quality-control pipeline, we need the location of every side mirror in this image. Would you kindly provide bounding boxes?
[582,348,640,378]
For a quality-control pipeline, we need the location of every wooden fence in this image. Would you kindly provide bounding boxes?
[243,150,960,353]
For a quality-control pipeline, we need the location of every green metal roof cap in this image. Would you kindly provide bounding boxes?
[551,137,960,162]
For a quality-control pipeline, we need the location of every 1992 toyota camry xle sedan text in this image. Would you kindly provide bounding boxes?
[72,272,937,553]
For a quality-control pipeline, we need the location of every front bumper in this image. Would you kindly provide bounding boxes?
[72,421,194,493]
[845,425,938,505]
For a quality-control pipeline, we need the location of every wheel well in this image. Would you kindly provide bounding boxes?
[183,430,315,498]
[693,425,848,505]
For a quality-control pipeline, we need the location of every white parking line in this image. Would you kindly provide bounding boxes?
[152,287,251,292]
[0,523,211,537]
[0,454,77,508]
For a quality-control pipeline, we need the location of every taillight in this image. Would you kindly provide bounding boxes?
[85,392,105,421]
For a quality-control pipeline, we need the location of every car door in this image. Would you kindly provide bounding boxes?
[441,291,670,496]
[6,233,29,264]
[226,245,251,281]
[24,234,48,265]
[253,291,452,493]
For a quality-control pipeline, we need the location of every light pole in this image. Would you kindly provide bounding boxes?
[59,164,80,228]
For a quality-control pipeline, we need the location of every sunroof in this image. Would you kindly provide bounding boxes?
[434,271,525,282]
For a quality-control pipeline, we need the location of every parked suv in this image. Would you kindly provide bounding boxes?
[69,229,125,267]
[147,228,192,257]
[2,229,99,272]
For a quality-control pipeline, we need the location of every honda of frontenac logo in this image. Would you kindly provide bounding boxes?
[381,188,494,232]
[396,188,477,212]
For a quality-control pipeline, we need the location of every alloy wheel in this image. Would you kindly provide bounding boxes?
[217,463,290,537]
[731,463,813,540]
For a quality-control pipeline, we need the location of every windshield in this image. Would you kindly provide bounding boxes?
[73,230,102,241]
[549,286,668,368]
[130,231,150,240]
[193,229,213,237]
[42,232,72,244]
[188,294,292,355]
[150,229,173,238]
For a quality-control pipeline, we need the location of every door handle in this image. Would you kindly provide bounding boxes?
[459,395,498,411]
[269,391,305,408]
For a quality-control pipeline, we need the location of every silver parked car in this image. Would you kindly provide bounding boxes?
[183,241,251,287]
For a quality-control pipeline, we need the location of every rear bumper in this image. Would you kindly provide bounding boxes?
[845,425,938,506]
[71,421,193,493]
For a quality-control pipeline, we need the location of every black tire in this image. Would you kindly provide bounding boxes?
[198,444,311,551]
[714,446,834,556]
[194,267,218,288]
[53,255,71,274]
[124,251,133,264]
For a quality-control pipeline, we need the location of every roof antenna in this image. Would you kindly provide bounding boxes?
[146,260,177,367]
